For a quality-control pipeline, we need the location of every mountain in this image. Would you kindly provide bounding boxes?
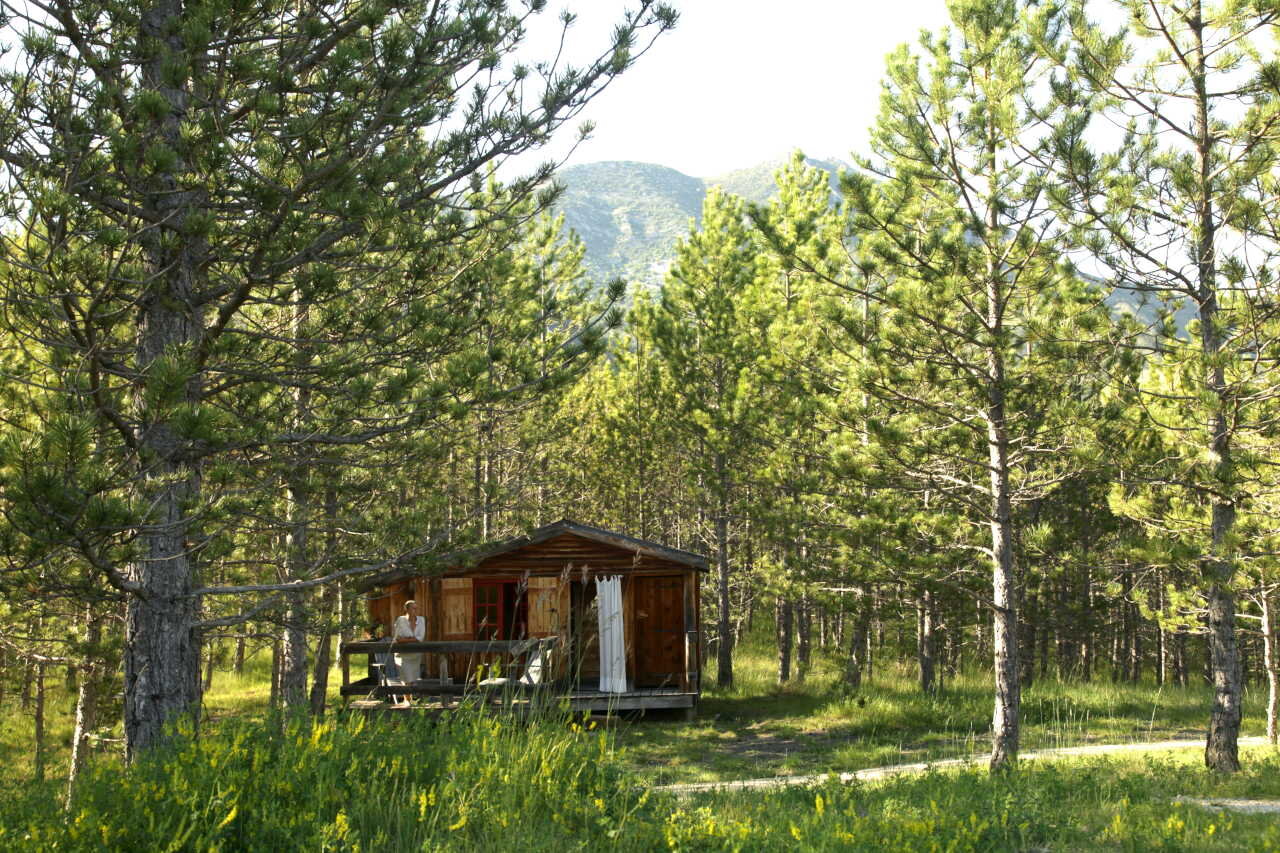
[704,157,845,202]
[554,156,847,295]
[554,158,1194,332]
[554,161,705,295]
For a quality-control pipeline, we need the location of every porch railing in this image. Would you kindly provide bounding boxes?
[338,637,558,703]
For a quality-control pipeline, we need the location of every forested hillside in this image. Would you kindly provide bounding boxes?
[4,0,1280,845]
[554,156,845,293]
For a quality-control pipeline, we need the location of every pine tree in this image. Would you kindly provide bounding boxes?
[832,0,1114,769]
[651,188,765,689]
[0,0,674,757]
[1051,0,1280,772]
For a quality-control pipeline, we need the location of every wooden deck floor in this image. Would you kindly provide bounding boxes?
[341,678,696,716]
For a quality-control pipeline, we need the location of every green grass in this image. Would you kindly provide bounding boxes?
[0,709,652,852]
[5,707,1280,851]
[0,644,338,784]
[0,678,79,785]
[611,631,1266,784]
[665,747,1280,851]
[5,634,1280,850]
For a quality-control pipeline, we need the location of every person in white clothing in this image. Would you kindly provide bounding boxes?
[392,600,426,687]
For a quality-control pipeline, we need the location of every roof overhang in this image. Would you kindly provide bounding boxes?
[354,519,709,593]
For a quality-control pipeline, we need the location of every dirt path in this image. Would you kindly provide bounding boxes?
[654,736,1272,794]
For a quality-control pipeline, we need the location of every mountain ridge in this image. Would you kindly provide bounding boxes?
[552,158,1192,331]
[553,156,848,294]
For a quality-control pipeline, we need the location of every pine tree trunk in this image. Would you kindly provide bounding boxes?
[67,608,104,807]
[1205,583,1242,771]
[234,636,246,675]
[1204,633,1213,685]
[1175,629,1188,688]
[309,586,339,716]
[339,584,353,648]
[280,291,313,712]
[714,459,733,689]
[796,596,812,684]
[33,660,46,782]
[871,615,882,680]
[269,639,281,710]
[1080,568,1093,682]
[776,598,793,684]
[1018,593,1035,691]
[1263,591,1278,745]
[845,590,871,689]
[918,591,936,695]
[1038,623,1049,683]
[986,263,1019,772]
[309,483,341,716]
[280,591,309,710]
[1186,0,1241,773]
[203,642,215,693]
[123,0,205,762]
[20,616,35,710]
[1130,602,1142,683]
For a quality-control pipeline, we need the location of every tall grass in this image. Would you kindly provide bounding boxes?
[618,626,1267,785]
[0,707,653,852]
[5,708,1280,851]
[667,749,1280,852]
[4,630,1280,851]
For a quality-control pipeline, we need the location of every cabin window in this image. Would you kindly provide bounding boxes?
[473,580,529,641]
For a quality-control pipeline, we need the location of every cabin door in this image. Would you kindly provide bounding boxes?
[633,575,685,688]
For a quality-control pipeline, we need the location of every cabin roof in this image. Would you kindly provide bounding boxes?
[356,519,709,592]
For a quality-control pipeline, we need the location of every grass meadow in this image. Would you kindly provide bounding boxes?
[614,630,1267,784]
[2,630,1280,849]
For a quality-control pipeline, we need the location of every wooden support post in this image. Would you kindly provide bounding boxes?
[340,644,350,710]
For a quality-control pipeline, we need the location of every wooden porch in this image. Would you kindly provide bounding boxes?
[338,638,698,718]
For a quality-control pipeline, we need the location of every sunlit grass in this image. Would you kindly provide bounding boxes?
[0,680,79,784]
[613,627,1267,784]
[662,746,1280,851]
[5,631,1280,850]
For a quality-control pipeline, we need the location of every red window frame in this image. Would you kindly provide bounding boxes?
[473,581,505,640]
[473,580,532,641]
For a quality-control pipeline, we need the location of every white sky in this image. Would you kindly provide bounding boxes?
[514,0,951,177]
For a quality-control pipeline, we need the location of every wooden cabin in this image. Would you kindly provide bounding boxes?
[345,519,707,715]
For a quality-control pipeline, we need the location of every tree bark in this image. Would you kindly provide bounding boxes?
[269,639,281,710]
[309,483,341,716]
[796,596,812,684]
[1175,629,1187,688]
[123,0,205,762]
[775,597,793,684]
[280,287,313,711]
[918,590,936,695]
[20,615,35,710]
[203,642,215,694]
[280,590,309,710]
[309,584,338,716]
[845,589,871,689]
[1263,590,1278,745]
[67,607,104,807]
[33,660,46,782]
[1129,600,1142,684]
[714,457,733,689]
[1183,0,1241,774]
[987,251,1019,772]
[1205,583,1242,771]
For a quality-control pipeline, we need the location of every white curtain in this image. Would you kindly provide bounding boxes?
[595,575,627,693]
